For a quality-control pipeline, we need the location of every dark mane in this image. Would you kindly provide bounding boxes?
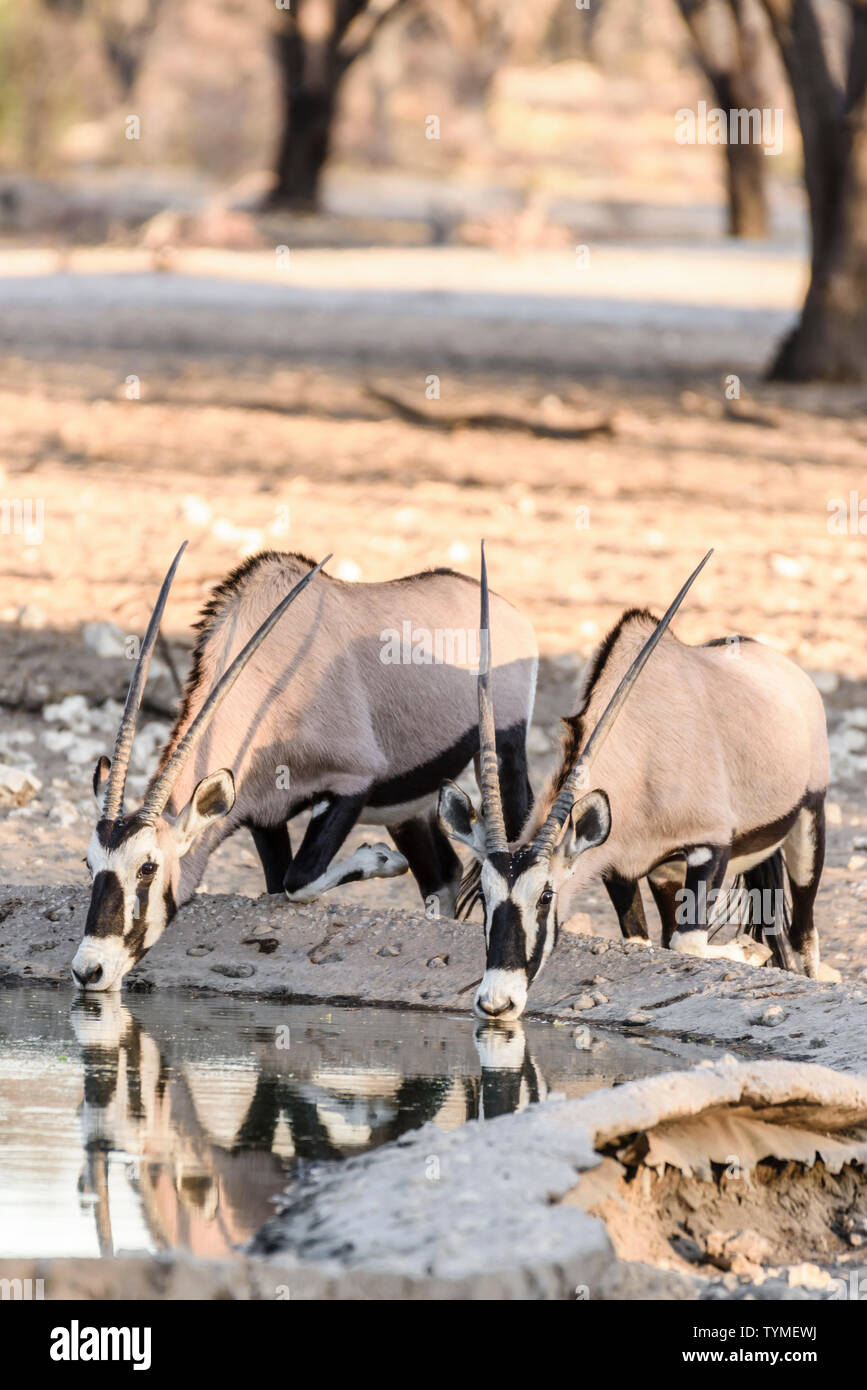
[388,565,476,585]
[191,550,321,637]
[551,607,658,795]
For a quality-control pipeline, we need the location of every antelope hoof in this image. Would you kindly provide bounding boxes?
[669,932,771,967]
[727,937,773,968]
[284,886,319,904]
[363,843,409,878]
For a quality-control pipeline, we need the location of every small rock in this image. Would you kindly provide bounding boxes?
[210,963,255,978]
[377,944,401,957]
[848,854,867,872]
[426,954,449,968]
[787,1263,833,1290]
[753,1004,787,1026]
[706,1228,770,1271]
[590,990,608,1005]
[82,621,128,659]
[670,1234,705,1264]
[627,1012,651,1025]
[186,945,213,957]
[810,669,839,695]
[572,993,596,1011]
[0,765,42,806]
[17,603,46,630]
[49,800,79,827]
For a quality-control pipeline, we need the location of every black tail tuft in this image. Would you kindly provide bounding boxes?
[711,850,801,973]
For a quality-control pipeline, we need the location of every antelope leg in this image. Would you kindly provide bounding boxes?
[285,843,409,904]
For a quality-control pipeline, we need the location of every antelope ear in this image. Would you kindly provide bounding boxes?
[173,769,235,855]
[438,780,486,860]
[93,756,111,806]
[558,790,611,870]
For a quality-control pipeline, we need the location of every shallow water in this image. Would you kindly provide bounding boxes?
[0,984,709,1259]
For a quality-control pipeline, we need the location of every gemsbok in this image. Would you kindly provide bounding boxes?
[438,546,830,1021]
[73,544,537,991]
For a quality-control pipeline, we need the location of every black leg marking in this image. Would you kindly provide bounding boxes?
[282,793,367,895]
[671,846,730,937]
[248,822,293,894]
[603,871,650,940]
[389,815,462,916]
[648,872,683,949]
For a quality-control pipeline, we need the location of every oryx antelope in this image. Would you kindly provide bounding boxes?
[73,545,537,991]
[438,546,829,1021]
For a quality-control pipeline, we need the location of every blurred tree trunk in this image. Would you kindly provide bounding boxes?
[759,0,867,379]
[267,0,409,211]
[677,0,770,237]
[96,0,166,95]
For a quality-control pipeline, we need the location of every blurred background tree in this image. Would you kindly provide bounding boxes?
[758,0,867,379]
[675,0,772,237]
[268,0,411,210]
[1,0,865,379]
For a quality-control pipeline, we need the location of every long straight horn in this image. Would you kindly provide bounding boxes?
[478,541,509,854]
[138,554,331,824]
[101,541,188,821]
[533,550,713,858]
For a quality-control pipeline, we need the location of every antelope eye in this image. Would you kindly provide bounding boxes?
[138,861,157,879]
[538,888,554,907]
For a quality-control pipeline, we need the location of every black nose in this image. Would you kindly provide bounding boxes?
[73,964,103,987]
[477,997,513,1017]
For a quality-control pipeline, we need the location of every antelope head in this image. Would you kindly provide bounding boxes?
[438,544,712,1021]
[72,545,330,991]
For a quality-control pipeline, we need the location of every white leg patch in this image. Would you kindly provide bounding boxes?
[285,843,409,903]
[686,847,713,866]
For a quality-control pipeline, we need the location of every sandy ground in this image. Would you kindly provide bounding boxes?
[1,244,867,982]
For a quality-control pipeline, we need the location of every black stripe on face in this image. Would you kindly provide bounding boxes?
[84,871,125,938]
[486,899,526,971]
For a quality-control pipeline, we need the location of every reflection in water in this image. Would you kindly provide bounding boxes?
[474,1021,547,1118]
[0,986,706,1259]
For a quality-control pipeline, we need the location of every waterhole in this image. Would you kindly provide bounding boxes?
[0,982,712,1259]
